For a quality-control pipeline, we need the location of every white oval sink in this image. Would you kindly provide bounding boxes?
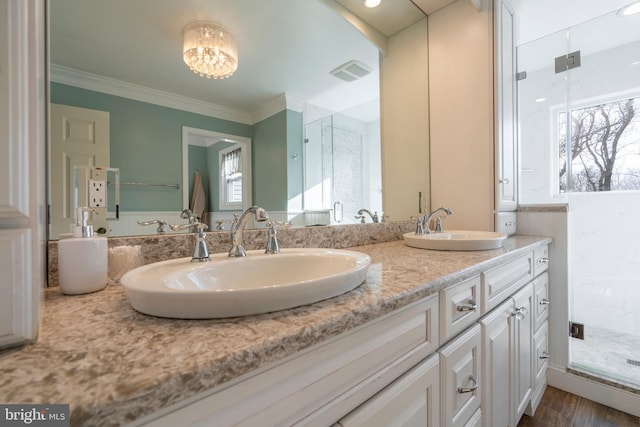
[121,248,371,319]
[403,230,507,251]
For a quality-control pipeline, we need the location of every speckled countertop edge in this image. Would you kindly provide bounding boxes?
[2,235,551,427]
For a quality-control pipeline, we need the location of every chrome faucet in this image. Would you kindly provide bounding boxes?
[169,222,210,262]
[181,208,199,232]
[422,207,453,234]
[229,206,269,257]
[356,208,380,223]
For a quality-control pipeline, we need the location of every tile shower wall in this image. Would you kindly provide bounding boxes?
[570,192,640,337]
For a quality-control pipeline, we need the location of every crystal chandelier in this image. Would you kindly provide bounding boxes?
[183,21,238,79]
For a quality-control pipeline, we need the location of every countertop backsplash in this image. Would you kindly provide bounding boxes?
[47,221,416,286]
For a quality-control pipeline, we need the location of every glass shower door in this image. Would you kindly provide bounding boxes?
[517,8,640,388]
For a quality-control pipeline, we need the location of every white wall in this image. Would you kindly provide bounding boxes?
[380,18,430,221]
[570,192,640,336]
[428,0,494,230]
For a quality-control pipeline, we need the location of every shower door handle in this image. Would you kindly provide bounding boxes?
[333,201,343,223]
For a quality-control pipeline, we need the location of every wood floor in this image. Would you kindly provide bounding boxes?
[517,386,640,427]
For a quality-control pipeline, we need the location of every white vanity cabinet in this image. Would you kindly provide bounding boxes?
[138,244,550,427]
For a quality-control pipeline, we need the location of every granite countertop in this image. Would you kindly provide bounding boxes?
[0,236,550,426]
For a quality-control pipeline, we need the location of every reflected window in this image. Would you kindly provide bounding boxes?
[220,146,243,209]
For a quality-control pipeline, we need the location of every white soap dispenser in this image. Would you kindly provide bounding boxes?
[58,207,108,295]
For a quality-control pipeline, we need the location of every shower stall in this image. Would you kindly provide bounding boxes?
[517,7,640,388]
[303,100,382,224]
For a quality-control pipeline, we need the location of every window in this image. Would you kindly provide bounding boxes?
[559,96,640,192]
[220,146,243,209]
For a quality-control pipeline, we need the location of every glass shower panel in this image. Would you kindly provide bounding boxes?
[518,7,640,389]
[303,101,381,224]
[566,9,640,388]
[517,29,570,205]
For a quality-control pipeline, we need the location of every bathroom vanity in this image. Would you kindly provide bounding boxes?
[0,236,550,427]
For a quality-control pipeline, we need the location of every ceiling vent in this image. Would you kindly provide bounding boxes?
[330,60,372,82]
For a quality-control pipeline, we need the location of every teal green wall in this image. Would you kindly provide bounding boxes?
[51,82,302,214]
[252,110,288,210]
[51,82,252,211]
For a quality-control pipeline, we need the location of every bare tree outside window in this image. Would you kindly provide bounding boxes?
[559,97,640,192]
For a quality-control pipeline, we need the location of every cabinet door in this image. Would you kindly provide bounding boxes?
[526,321,549,416]
[532,273,549,331]
[336,353,440,427]
[0,0,45,349]
[480,299,513,427]
[511,284,533,425]
[440,324,482,427]
[495,0,517,211]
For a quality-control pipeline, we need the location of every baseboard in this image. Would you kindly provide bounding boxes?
[548,364,640,417]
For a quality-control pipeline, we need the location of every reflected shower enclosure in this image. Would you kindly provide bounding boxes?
[303,101,382,224]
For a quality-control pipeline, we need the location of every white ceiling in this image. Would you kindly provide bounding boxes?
[49,0,437,122]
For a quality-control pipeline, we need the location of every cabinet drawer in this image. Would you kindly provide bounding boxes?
[533,245,549,277]
[335,353,440,427]
[482,254,532,313]
[440,275,481,344]
[147,296,440,427]
[440,324,482,427]
[533,273,549,331]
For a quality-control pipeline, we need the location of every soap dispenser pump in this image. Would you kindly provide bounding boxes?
[58,207,108,295]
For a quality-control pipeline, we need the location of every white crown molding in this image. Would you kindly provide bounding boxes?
[251,94,303,123]
[50,64,254,125]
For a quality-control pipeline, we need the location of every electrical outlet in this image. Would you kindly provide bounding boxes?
[89,179,106,207]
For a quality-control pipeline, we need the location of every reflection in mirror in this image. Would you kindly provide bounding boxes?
[47,0,381,239]
[181,127,252,229]
[303,100,382,225]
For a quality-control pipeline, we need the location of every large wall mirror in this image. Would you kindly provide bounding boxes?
[48,0,383,239]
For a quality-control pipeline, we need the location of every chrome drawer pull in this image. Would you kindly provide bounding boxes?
[458,375,478,393]
[539,298,550,306]
[537,257,549,264]
[540,351,550,360]
[456,300,477,312]
[512,306,528,320]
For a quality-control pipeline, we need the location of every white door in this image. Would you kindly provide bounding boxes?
[49,104,109,238]
[0,0,46,349]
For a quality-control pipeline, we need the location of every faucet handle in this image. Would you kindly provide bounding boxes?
[411,216,425,235]
[137,219,168,233]
[354,215,366,224]
[265,221,291,254]
[215,215,239,230]
[169,222,208,233]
